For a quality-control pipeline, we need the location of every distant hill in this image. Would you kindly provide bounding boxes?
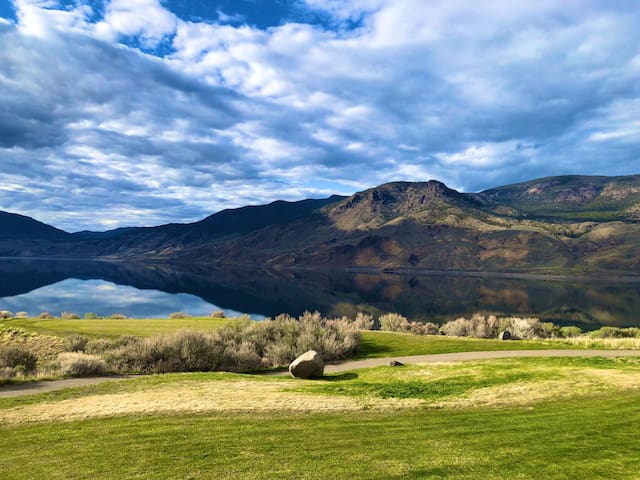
[480,175,640,222]
[0,211,70,241]
[1,175,640,275]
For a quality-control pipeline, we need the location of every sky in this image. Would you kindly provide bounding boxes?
[0,0,638,232]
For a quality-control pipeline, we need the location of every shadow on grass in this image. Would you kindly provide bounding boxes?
[322,372,359,382]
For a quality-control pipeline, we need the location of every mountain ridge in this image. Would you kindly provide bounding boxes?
[1,174,640,275]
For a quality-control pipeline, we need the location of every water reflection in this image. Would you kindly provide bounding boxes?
[0,278,254,319]
[0,259,639,328]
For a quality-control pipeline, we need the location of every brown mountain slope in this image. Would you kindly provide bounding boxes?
[2,175,640,275]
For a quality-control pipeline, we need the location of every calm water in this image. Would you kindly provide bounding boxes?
[1,259,640,329]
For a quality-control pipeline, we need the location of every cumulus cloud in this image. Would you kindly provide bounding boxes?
[0,0,639,230]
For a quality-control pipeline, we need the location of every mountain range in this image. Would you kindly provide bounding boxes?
[2,174,640,275]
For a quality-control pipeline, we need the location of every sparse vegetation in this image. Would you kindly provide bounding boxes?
[60,312,80,320]
[169,312,188,319]
[51,352,107,377]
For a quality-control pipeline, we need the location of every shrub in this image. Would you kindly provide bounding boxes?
[559,326,583,338]
[353,312,375,330]
[588,327,640,339]
[0,311,12,319]
[169,312,188,319]
[15,311,28,319]
[38,312,53,319]
[0,346,38,373]
[440,317,472,337]
[97,311,361,374]
[210,310,226,318]
[84,312,100,319]
[110,313,127,319]
[86,338,117,355]
[409,321,440,335]
[499,317,545,339]
[379,313,411,332]
[61,312,80,319]
[53,352,106,376]
[64,334,89,352]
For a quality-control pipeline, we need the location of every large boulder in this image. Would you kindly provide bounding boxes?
[289,350,324,379]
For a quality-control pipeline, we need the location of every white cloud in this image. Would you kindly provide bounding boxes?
[0,0,639,229]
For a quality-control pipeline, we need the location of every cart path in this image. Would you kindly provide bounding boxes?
[3,349,640,398]
[0,376,135,399]
[324,349,640,373]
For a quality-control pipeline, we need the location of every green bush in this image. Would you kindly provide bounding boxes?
[588,327,640,339]
[559,326,583,338]
[84,312,100,319]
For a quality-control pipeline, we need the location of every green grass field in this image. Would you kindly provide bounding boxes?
[2,316,232,338]
[2,357,640,479]
[357,331,576,357]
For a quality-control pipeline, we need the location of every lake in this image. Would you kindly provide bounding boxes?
[1,258,639,329]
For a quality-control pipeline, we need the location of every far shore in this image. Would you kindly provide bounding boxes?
[2,256,640,283]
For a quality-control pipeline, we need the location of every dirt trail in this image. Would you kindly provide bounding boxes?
[2,350,640,399]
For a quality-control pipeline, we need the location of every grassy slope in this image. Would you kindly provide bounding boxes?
[2,317,232,338]
[2,358,640,479]
[357,331,575,357]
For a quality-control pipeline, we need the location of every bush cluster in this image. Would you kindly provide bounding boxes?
[588,327,640,339]
[52,352,107,376]
[378,312,438,335]
[62,312,361,375]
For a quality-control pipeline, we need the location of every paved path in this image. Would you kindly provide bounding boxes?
[0,376,134,399]
[3,350,640,398]
[324,349,640,373]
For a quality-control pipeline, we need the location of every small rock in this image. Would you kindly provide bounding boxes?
[499,330,512,340]
[389,360,405,367]
[289,350,324,379]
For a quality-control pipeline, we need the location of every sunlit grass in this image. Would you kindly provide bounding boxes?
[357,330,578,358]
[3,358,640,478]
[2,317,233,338]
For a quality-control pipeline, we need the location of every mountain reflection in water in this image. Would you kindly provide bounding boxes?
[0,259,639,329]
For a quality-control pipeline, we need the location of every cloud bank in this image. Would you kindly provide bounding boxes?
[0,0,639,230]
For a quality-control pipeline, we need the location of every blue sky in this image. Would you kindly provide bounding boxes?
[0,0,639,231]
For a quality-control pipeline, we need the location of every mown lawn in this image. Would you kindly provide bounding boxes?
[2,316,232,338]
[2,357,640,479]
[357,330,577,357]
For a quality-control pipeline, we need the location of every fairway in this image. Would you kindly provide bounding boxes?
[2,357,640,479]
[3,317,232,338]
[358,330,578,357]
